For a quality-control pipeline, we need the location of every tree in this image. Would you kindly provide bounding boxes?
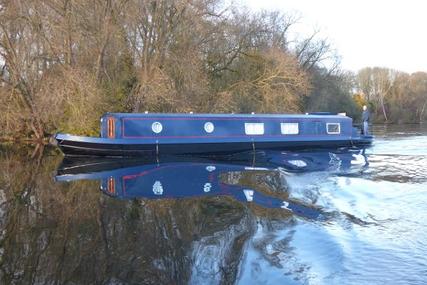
[356,67,396,121]
[223,48,309,113]
[409,72,427,123]
[305,68,359,119]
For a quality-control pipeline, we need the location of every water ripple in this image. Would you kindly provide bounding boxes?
[237,132,427,284]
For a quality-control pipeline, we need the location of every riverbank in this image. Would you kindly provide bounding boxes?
[0,137,49,144]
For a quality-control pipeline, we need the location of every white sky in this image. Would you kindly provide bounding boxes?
[242,0,427,73]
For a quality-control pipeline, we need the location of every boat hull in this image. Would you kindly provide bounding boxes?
[55,133,373,157]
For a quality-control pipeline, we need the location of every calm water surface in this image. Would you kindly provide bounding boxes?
[0,125,426,284]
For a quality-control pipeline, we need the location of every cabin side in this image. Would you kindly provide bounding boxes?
[100,113,354,140]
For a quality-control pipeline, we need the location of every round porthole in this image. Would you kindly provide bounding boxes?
[206,165,216,172]
[204,122,214,133]
[203,183,212,193]
[152,122,163,133]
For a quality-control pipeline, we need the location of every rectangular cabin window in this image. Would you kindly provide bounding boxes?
[281,123,299,135]
[326,123,341,134]
[245,123,264,135]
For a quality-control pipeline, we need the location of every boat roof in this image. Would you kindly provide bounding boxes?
[103,113,351,120]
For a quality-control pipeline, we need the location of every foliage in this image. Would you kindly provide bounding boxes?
[357,68,427,123]
[0,0,425,140]
[220,49,309,113]
[305,68,360,120]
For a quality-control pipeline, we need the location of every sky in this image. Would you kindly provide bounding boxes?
[243,0,427,73]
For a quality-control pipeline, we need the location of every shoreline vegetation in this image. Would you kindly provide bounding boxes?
[1,1,426,142]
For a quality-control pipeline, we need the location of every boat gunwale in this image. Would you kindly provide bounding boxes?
[55,133,361,145]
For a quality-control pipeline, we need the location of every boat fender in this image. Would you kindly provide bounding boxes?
[49,135,58,146]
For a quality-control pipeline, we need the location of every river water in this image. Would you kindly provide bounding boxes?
[0,125,426,284]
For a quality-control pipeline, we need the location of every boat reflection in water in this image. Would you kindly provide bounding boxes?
[55,148,368,220]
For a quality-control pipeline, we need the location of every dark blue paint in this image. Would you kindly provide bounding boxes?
[101,113,352,138]
[56,113,372,156]
[55,149,368,219]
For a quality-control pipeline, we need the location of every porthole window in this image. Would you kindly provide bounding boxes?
[288,160,307,168]
[281,123,299,135]
[152,122,163,133]
[203,183,212,192]
[206,165,216,172]
[204,122,214,133]
[245,123,264,135]
[152,181,163,195]
[327,123,341,134]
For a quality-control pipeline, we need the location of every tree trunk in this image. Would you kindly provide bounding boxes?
[380,96,388,121]
[419,100,427,123]
[15,82,45,140]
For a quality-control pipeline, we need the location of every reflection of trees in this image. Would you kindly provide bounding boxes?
[0,149,256,284]
[0,148,377,283]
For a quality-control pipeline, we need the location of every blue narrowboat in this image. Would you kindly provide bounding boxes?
[54,113,373,156]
